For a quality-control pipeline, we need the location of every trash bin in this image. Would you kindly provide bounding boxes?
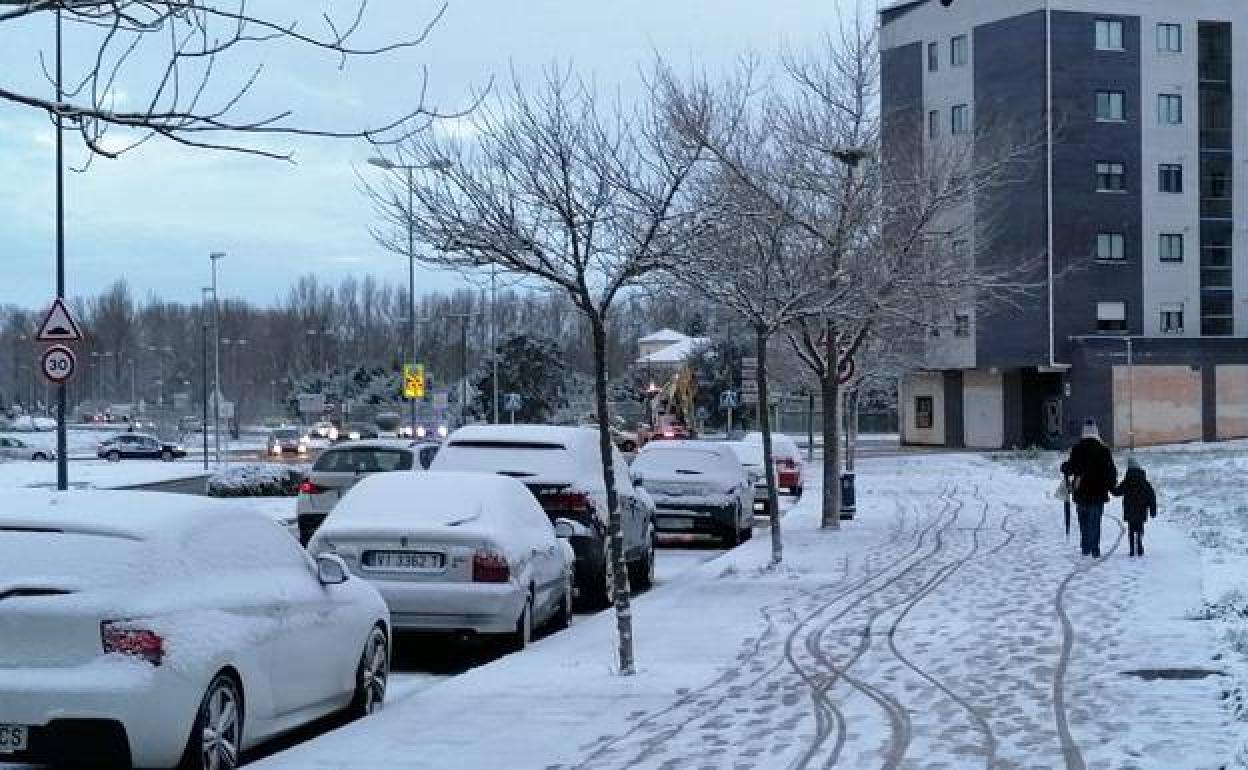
[839,472,856,519]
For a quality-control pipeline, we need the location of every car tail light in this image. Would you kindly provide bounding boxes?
[472,549,510,583]
[299,480,327,495]
[101,622,164,666]
[538,491,590,513]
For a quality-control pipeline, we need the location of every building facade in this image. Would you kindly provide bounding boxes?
[882,0,1248,448]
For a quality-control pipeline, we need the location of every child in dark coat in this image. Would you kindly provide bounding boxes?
[1113,457,1157,557]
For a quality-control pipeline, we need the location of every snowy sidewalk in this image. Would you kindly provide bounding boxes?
[255,454,1234,770]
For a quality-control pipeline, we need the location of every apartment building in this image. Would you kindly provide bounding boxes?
[881,0,1248,448]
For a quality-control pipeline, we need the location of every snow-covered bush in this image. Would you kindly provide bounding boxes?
[206,463,304,498]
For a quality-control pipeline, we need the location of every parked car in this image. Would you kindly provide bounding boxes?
[743,432,805,495]
[267,427,310,457]
[296,440,438,545]
[0,489,389,770]
[96,433,186,462]
[722,441,774,517]
[336,422,380,443]
[632,441,754,545]
[311,420,338,440]
[431,425,656,607]
[309,471,574,649]
[0,437,55,462]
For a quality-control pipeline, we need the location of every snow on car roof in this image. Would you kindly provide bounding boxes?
[437,424,607,485]
[447,423,600,449]
[0,489,239,542]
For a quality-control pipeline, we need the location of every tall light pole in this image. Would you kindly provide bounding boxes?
[53,6,68,491]
[368,156,451,431]
[200,287,213,470]
[209,252,225,464]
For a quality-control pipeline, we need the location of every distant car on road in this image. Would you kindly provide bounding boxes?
[632,441,754,545]
[310,471,575,650]
[296,440,438,545]
[0,437,55,462]
[431,425,656,608]
[267,427,310,457]
[336,422,380,443]
[96,433,186,462]
[743,432,805,495]
[0,490,389,770]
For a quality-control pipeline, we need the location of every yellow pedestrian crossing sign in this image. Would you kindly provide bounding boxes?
[403,364,425,400]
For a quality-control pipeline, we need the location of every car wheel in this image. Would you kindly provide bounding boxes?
[550,577,573,631]
[179,672,243,770]
[31,452,46,462]
[161,449,175,462]
[591,546,617,610]
[502,595,533,653]
[740,522,754,542]
[628,528,656,593]
[107,450,121,463]
[794,485,804,496]
[621,440,637,453]
[347,626,389,718]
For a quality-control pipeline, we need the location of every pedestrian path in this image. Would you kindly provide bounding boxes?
[255,455,1234,770]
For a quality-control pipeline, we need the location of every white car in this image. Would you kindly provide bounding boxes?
[743,432,806,495]
[0,490,390,770]
[432,425,657,608]
[0,437,55,462]
[722,441,774,517]
[632,441,755,545]
[310,471,574,650]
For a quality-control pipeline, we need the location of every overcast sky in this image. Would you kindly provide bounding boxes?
[0,0,864,308]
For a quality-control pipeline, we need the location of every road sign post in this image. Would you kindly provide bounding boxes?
[36,299,82,492]
[40,345,76,384]
[504,392,522,424]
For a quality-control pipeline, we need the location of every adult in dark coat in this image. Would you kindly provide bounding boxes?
[1113,456,1157,557]
[1059,419,1118,557]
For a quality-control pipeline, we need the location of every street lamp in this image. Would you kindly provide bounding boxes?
[200,286,215,470]
[367,155,452,431]
[209,251,225,464]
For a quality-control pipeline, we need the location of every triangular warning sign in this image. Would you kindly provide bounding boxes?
[36,298,83,342]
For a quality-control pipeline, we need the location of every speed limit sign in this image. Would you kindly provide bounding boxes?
[41,345,77,384]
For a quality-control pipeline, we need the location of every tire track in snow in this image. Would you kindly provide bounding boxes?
[1052,513,1126,770]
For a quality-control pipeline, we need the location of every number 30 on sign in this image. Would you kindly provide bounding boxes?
[41,345,77,384]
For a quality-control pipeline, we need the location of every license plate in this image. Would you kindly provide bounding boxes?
[364,551,445,570]
[661,518,694,531]
[0,724,28,754]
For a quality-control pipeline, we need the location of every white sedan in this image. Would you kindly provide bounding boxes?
[0,490,390,770]
[309,471,575,651]
[0,437,55,462]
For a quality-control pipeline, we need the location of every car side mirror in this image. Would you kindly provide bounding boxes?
[554,518,591,539]
[316,553,350,585]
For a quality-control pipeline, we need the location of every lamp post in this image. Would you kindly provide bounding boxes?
[442,312,479,427]
[473,258,500,423]
[209,252,225,464]
[200,287,213,471]
[52,6,68,490]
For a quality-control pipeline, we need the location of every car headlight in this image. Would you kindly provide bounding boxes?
[349,431,361,441]
[327,427,339,441]
[437,425,448,438]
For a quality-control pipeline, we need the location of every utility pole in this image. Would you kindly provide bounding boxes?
[209,252,224,464]
[53,7,68,491]
[443,312,479,427]
[200,288,212,471]
[491,263,499,424]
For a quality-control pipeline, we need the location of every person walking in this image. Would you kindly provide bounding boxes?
[1113,457,1158,557]
[1060,419,1118,557]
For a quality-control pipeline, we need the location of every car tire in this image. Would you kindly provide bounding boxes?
[740,523,754,542]
[587,545,616,610]
[161,449,174,462]
[179,672,243,770]
[794,485,804,496]
[502,595,533,653]
[628,529,655,593]
[621,440,637,453]
[347,626,389,718]
[550,577,573,632]
[31,452,46,462]
[106,450,121,463]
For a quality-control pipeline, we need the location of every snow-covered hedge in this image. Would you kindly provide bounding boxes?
[206,463,305,498]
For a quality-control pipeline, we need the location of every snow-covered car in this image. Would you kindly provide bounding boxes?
[267,427,310,456]
[309,472,574,649]
[0,490,390,770]
[722,441,774,516]
[0,437,55,462]
[432,425,656,607]
[97,433,187,462]
[632,441,754,545]
[743,432,805,495]
[296,440,437,545]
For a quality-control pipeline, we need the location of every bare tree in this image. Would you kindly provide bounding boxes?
[364,69,703,676]
[0,1,454,160]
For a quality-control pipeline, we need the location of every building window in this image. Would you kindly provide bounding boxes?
[928,42,939,72]
[950,35,968,67]
[1095,90,1125,121]
[928,110,939,139]
[954,313,970,337]
[1159,164,1183,193]
[1158,94,1183,125]
[1160,303,1184,334]
[1096,161,1126,192]
[1160,233,1185,262]
[1096,232,1125,261]
[1095,19,1124,51]
[1157,23,1182,53]
[915,396,934,430]
[1096,301,1128,333]
[951,104,970,135]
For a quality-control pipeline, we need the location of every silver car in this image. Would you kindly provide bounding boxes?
[295,440,440,545]
[0,437,55,462]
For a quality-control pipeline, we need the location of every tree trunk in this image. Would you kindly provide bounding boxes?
[820,323,842,529]
[591,314,635,676]
[755,327,783,564]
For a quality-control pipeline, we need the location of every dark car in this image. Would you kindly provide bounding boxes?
[334,422,380,443]
[97,433,187,462]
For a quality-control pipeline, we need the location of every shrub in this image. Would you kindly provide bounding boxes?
[206,463,304,498]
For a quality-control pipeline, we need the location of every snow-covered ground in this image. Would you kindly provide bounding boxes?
[250,451,1236,770]
[0,458,208,490]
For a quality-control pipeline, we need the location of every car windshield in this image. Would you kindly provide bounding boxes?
[633,448,721,475]
[313,448,413,473]
[273,429,300,440]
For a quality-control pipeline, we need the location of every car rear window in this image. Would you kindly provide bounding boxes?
[0,529,156,586]
[436,440,576,479]
[313,448,414,473]
[633,448,722,475]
